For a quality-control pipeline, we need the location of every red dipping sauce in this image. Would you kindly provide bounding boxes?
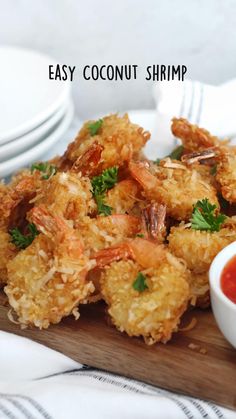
[221,255,236,304]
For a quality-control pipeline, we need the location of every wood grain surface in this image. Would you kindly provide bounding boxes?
[0,291,235,410]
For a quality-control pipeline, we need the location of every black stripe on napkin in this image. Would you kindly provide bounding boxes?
[0,401,17,419]
[0,396,35,419]
[0,394,52,419]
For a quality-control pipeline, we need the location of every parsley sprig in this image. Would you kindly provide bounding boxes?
[91,167,118,215]
[31,162,57,180]
[190,199,227,232]
[10,223,39,249]
[88,119,103,136]
[132,272,148,292]
[168,145,184,160]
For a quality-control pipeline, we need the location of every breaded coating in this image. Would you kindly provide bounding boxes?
[0,229,17,286]
[172,118,236,204]
[60,114,150,175]
[171,117,223,152]
[5,207,95,328]
[30,171,95,221]
[76,214,141,252]
[168,221,236,308]
[129,160,219,220]
[106,179,140,214]
[100,245,190,344]
[189,272,210,309]
[5,113,236,343]
[0,170,42,229]
[216,150,236,203]
[168,223,236,274]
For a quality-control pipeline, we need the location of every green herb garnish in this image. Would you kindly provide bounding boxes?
[95,195,112,216]
[132,272,148,292]
[190,199,227,232]
[168,145,184,160]
[31,162,57,180]
[136,233,144,238]
[210,165,217,176]
[10,223,39,249]
[88,119,103,136]
[154,158,161,166]
[91,167,118,215]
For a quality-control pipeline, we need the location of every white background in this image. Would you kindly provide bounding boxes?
[1,0,236,118]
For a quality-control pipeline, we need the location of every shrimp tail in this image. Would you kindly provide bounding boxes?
[94,243,132,268]
[71,142,104,175]
[142,203,166,240]
[30,206,67,237]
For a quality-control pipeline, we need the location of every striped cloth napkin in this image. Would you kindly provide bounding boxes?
[0,331,235,419]
[1,87,236,418]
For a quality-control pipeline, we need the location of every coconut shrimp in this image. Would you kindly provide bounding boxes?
[76,214,141,252]
[0,229,17,286]
[168,219,236,307]
[94,238,190,344]
[216,150,236,203]
[171,118,236,204]
[171,117,225,152]
[31,171,95,222]
[129,160,219,221]
[0,170,42,230]
[5,207,95,328]
[60,114,150,176]
[105,179,140,215]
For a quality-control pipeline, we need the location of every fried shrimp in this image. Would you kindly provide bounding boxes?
[216,150,236,203]
[129,160,219,220]
[171,118,236,203]
[105,179,140,214]
[30,171,95,221]
[4,112,236,343]
[5,207,95,328]
[96,238,190,344]
[168,222,236,274]
[60,114,150,175]
[171,117,224,152]
[0,229,17,286]
[76,214,141,252]
[168,221,236,307]
[0,170,41,230]
[189,272,210,309]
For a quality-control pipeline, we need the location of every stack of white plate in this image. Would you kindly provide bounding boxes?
[0,47,74,178]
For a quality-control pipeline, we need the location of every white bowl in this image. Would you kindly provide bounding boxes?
[0,46,71,144]
[0,99,70,162]
[0,102,74,178]
[209,241,236,348]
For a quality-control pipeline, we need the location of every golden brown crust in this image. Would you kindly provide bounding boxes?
[0,229,17,286]
[129,160,219,220]
[61,114,150,175]
[100,258,190,344]
[171,117,223,151]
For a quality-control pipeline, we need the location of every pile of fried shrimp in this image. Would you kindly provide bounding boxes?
[1,113,236,345]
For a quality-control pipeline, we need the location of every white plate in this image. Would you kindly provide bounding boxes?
[0,102,74,178]
[0,46,71,144]
[0,99,71,162]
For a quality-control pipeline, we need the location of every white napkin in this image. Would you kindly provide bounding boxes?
[0,331,235,419]
[1,101,236,418]
[151,79,236,157]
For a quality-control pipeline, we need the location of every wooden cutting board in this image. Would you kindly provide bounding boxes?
[0,291,235,410]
